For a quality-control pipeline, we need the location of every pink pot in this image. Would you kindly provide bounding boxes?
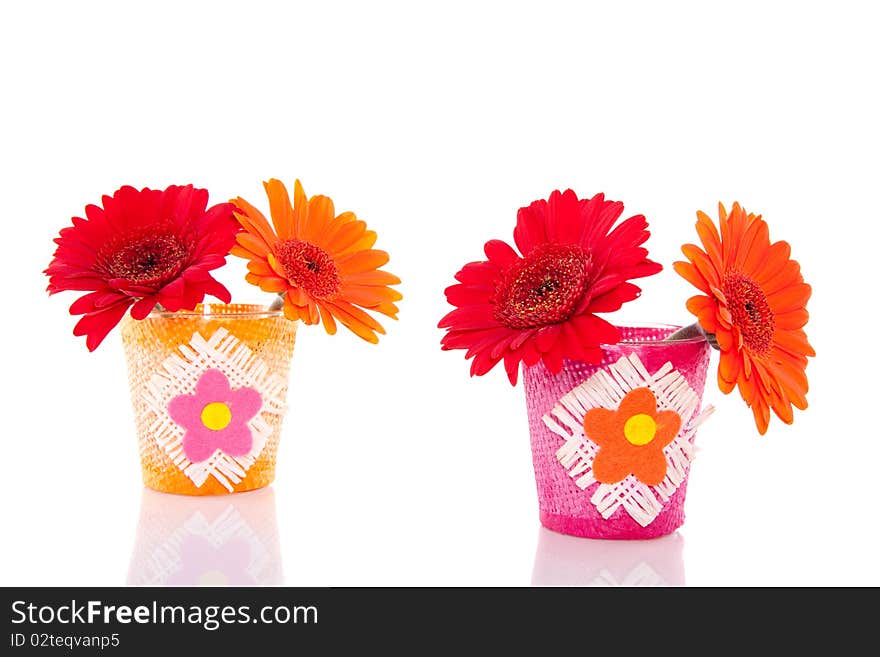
[524,325,711,539]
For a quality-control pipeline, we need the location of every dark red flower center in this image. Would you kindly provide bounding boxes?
[493,243,591,329]
[722,272,775,354]
[275,239,341,299]
[99,230,188,285]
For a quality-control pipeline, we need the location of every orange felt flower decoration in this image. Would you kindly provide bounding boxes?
[673,202,814,434]
[584,387,681,486]
[231,179,401,343]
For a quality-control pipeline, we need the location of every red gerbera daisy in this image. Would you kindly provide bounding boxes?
[439,190,662,384]
[45,185,239,351]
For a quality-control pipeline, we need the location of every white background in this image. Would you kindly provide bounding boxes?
[1,1,877,586]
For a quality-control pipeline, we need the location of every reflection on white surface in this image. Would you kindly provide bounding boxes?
[531,526,685,586]
[127,487,282,585]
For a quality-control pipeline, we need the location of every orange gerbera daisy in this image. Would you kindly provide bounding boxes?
[674,202,814,434]
[230,179,401,343]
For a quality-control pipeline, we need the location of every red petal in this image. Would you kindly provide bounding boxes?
[483,239,520,268]
[585,282,641,313]
[72,300,132,351]
[444,284,492,307]
[513,199,549,255]
[545,189,583,244]
[130,297,157,320]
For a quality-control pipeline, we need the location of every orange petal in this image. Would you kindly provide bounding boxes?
[737,374,757,405]
[286,286,311,308]
[774,358,809,410]
[302,195,336,243]
[321,211,358,244]
[719,349,742,385]
[232,198,278,248]
[695,306,721,335]
[695,211,723,268]
[582,407,618,446]
[773,328,815,358]
[630,450,669,487]
[330,210,358,228]
[264,179,295,239]
[685,294,714,316]
[592,446,630,484]
[316,301,338,335]
[341,269,402,286]
[768,387,794,424]
[717,203,732,265]
[370,301,400,319]
[728,214,755,271]
[330,299,385,332]
[717,365,736,394]
[774,308,809,330]
[230,244,261,260]
[283,291,316,324]
[245,273,288,294]
[323,302,380,343]
[726,202,749,246]
[751,395,770,435]
[337,230,378,257]
[246,259,274,276]
[340,284,403,307]
[681,244,721,289]
[715,326,735,351]
[324,219,368,254]
[673,261,711,294]
[653,410,681,448]
[762,261,803,296]
[618,387,657,417]
[307,300,320,324]
[267,252,286,278]
[767,283,811,314]
[754,240,792,286]
[236,232,270,257]
[292,179,308,239]
[739,218,771,275]
[336,249,390,274]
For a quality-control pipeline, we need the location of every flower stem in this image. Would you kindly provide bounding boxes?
[665,322,719,349]
[268,293,285,311]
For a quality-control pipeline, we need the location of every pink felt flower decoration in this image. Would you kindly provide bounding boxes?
[168,369,262,463]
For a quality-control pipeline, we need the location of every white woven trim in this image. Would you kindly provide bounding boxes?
[133,504,271,585]
[141,327,288,492]
[544,353,713,527]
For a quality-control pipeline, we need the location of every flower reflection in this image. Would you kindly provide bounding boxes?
[128,487,282,585]
[531,526,685,586]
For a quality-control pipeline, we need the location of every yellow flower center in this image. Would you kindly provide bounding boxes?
[624,413,657,445]
[201,402,232,431]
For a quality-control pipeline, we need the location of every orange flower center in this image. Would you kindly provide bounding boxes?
[722,272,775,355]
[493,243,591,329]
[100,230,187,285]
[275,239,341,299]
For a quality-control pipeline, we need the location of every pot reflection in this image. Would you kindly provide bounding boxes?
[127,486,282,585]
[532,526,685,586]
